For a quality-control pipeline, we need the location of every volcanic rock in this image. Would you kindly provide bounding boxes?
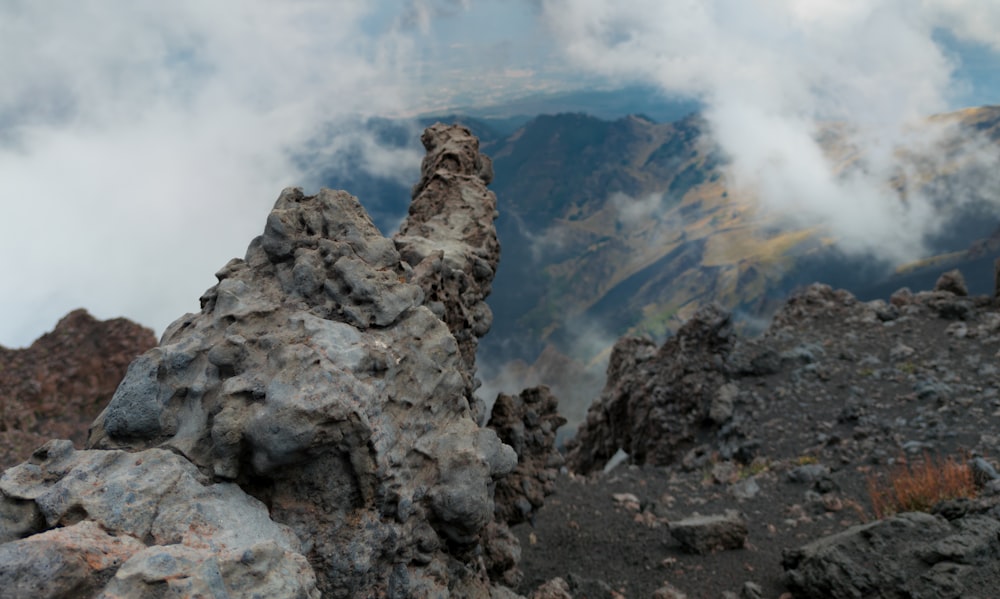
[0,124,522,598]
[566,303,735,474]
[0,439,316,598]
[652,582,689,599]
[488,386,566,526]
[536,280,1000,596]
[669,509,748,555]
[783,509,1000,598]
[934,269,969,296]
[529,577,573,599]
[395,123,500,415]
[0,310,156,468]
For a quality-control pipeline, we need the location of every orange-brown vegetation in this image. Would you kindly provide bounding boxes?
[866,452,976,519]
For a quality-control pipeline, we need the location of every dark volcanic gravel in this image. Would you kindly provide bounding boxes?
[513,282,1000,598]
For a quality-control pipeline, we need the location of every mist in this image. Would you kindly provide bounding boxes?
[4,0,1000,351]
[0,2,427,348]
[540,0,1000,264]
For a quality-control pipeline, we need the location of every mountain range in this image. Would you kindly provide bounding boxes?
[314,104,1000,429]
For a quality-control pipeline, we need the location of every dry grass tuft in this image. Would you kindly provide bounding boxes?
[866,452,976,519]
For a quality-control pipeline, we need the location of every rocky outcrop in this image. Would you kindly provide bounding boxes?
[0,124,523,598]
[488,386,565,527]
[481,387,565,587]
[0,310,156,468]
[395,124,499,414]
[934,269,969,296]
[566,280,998,475]
[783,505,1000,598]
[566,303,736,474]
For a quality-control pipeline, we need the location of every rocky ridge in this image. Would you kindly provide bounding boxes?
[0,125,563,598]
[0,310,156,468]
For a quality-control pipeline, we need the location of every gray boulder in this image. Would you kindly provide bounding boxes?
[783,510,1000,598]
[669,509,748,555]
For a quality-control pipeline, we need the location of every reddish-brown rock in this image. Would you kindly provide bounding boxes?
[489,386,566,526]
[0,309,156,467]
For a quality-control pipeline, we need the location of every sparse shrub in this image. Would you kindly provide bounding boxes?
[795,455,818,466]
[743,457,770,477]
[866,452,976,519]
[898,362,918,374]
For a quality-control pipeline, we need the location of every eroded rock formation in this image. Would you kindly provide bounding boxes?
[0,310,156,468]
[0,440,317,597]
[396,124,499,398]
[0,124,526,598]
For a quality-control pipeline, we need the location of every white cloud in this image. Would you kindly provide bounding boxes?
[5,0,998,349]
[922,0,1000,52]
[612,191,666,229]
[0,1,425,347]
[540,0,1000,263]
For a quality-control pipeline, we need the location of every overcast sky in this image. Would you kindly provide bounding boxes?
[2,0,1000,348]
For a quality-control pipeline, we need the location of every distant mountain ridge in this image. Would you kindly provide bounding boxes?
[483,106,1000,359]
[310,105,1000,425]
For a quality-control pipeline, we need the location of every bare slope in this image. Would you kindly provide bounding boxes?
[519,274,1000,598]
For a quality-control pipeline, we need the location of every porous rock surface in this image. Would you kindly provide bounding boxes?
[783,506,1000,598]
[0,439,316,598]
[395,123,500,405]
[488,386,566,527]
[0,310,156,468]
[478,386,565,588]
[0,124,524,598]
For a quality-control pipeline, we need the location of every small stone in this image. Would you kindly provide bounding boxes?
[889,287,913,306]
[889,342,916,361]
[729,477,761,501]
[786,464,830,484]
[741,581,764,599]
[530,577,572,599]
[669,510,748,554]
[652,581,689,599]
[612,493,641,512]
[712,461,740,485]
[945,322,968,339]
[970,457,1000,487]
